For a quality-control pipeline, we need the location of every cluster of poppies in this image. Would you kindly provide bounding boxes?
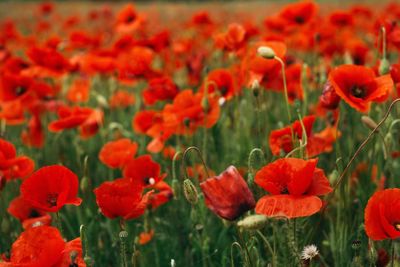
[1,0,400,266]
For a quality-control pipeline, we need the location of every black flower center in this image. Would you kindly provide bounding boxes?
[47,193,58,207]
[295,16,305,24]
[350,86,365,98]
[15,86,27,96]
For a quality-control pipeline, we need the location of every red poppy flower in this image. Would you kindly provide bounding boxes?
[123,155,166,187]
[67,78,90,103]
[162,89,220,135]
[201,69,236,100]
[142,76,179,106]
[132,110,161,134]
[109,90,135,109]
[214,23,246,52]
[242,41,286,86]
[54,238,86,267]
[328,65,393,112]
[26,46,71,73]
[138,230,155,245]
[7,195,52,229]
[21,165,82,212]
[8,226,65,267]
[200,166,255,221]
[320,80,341,109]
[21,115,45,148]
[255,158,332,218]
[364,188,400,241]
[148,181,174,209]
[278,1,318,26]
[0,138,34,180]
[269,115,315,156]
[94,177,152,220]
[99,138,138,169]
[0,73,33,102]
[115,4,144,34]
[48,106,103,138]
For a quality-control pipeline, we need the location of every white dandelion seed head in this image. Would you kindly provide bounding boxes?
[301,244,319,260]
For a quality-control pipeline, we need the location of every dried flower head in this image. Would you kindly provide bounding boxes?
[301,244,319,260]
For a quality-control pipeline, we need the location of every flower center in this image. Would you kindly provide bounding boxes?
[295,16,305,24]
[47,193,58,207]
[350,86,365,98]
[395,223,400,231]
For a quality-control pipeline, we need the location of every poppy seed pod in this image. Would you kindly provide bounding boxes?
[200,166,256,221]
[183,179,198,205]
[361,116,378,131]
[379,58,390,76]
[257,46,276,59]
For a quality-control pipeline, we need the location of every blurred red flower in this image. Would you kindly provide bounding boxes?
[99,138,138,169]
[21,165,82,212]
[0,138,34,180]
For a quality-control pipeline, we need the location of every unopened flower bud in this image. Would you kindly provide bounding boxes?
[183,179,198,205]
[80,176,90,193]
[237,214,268,230]
[379,58,390,75]
[361,116,378,131]
[257,46,276,59]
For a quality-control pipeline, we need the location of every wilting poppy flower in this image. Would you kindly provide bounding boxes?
[269,115,315,156]
[0,138,34,180]
[123,155,166,187]
[364,188,400,240]
[8,226,65,267]
[21,165,82,212]
[255,158,332,218]
[200,166,255,221]
[7,195,51,229]
[99,138,138,169]
[328,64,393,112]
[94,177,152,220]
[142,76,179,106]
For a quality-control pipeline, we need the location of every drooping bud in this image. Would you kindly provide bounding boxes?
[257,46,276,59]
[237,214,268,230]
[361,116,378,131]
[183,179,198,205]
[251,79,260,97]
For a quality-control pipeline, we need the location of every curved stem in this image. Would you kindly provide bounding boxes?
[331,98,400,194]
[247,148,266,174]
[257,230,276,267]
[182,146,210,180]
[172,151,182,181]
[381,27,387,59]
[274,56,292,123]
[286,111,308,158]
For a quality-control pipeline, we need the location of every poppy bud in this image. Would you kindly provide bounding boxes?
[320,81,341,109]
[257,46,275,59]
[237,215,268,230]
[80,176,90,193]
[200,166,255,221]
[379,58,390,75]
[361,116,378,131]
[183,179,198,205]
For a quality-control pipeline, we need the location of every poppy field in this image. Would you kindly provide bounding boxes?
[1,0,400,266]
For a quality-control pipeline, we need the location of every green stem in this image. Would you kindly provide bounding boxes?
[275,56,292,123]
